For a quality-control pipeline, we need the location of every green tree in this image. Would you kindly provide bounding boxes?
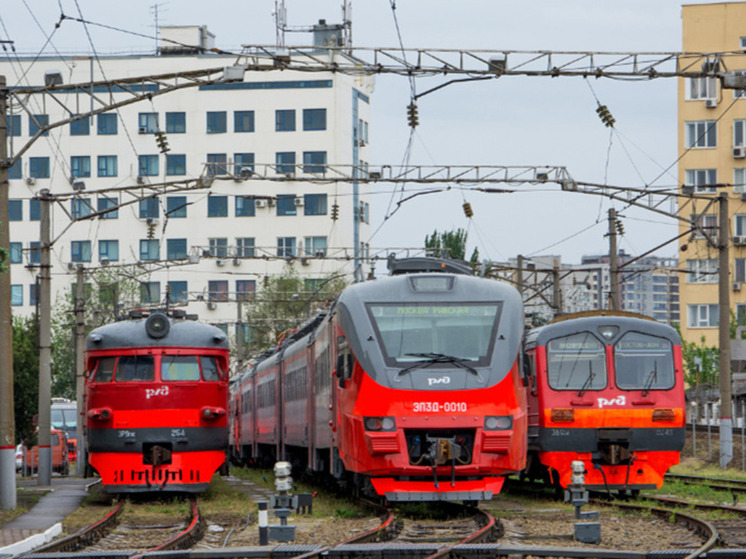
[13,316,38,443]
[424,228,480,267]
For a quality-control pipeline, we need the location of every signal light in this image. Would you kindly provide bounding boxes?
[406,102,419,128]
[331,203,339,221]
[462,202,474,218]
[595,104,615,128]
[155,130,170,154]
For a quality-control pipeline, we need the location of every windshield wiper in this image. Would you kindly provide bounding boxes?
[577,362,595,397]
[641,361,658,397]
[404,353,481,376]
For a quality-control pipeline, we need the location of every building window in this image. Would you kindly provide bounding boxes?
[71,198,93,219]
[685,120,716,148]
[29,157,50,178]
[207,195,228,217]
[235,196,255,217]
[277,237,296,257]
[358,119,369,144]
[9,243,22,264]
[8,200,22,222]
[29,242,40,264]
[736,168,746,194]
[166,112,186,133]
[138,155,159,176]
[276,152,296,175]
[97,155,118,177]
[70,156,91,178]
[736,259,746,283]
[303,108,327,131]
[691,213,718,238]
[166,196,187,218]
[304,236,327,256]
[99,240,119,262]
[686,259,717,283]
[209,238,228,258]
[302,151,326,174]
[234,153,255,174]
[97,113,118,135]
[276,194,297,216]
[71,240,92,262]
[687,77,717,100]
[140,281,161,304]
[97,196,118,219]
[685,169,717,193]
[206,153,228,176]
[236,237,255,258]
[234,111,255,132]
[9,158,21,180]
[70,116,90,136]
[360,201,370,223]
[208,280,229,302]
[139,196,159,218]
[8,114,20,137]
[29,199,39,221]
[168,281,188,304]
[206,111,227,134]
[735,214,746,236]
[11,285,22,306]
[167,238,188,260]
[236,279,256,301]
[688,304,719,328]
[140,239,160,261]
[166,154,186,175]
[275,109,296,131]
[29,284,38,307]
[304,193,327,216]
[29,114,49,136]
[138,112,159,133]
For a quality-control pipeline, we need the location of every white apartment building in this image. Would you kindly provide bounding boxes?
[2,26,374,343]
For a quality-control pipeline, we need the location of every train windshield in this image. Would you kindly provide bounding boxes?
[161,355,222,381]
[367,303,501,365]
[614,332,675,391]
[546,333,607,391]
[51,409,77,434]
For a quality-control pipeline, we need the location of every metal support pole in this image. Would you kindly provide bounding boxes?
[75,265,87,475]
[0,75,17,510]
[692,401,697,458]
[718,191,733,468]
[37,190,52,485]
[553,259,562,315]
[516,254,524,298]
[236,299,243,373]
[608,208,620,311]
[707,404,712,462]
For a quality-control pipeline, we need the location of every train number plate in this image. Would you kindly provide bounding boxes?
[412,402,467,413]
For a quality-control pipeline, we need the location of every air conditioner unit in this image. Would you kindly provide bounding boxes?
[256,199,267,208]
[146,218,159,226]
[268,198,276,207]
[26,177,36,186]
[232,258,240,266]
[238,167,252,179]
[734,282,743,292]
[735,235,746,246]
[138,127,148,134]
[136,175,145,185]
[705,98,718,108]
[207,301,216,310]
[734,147,746,159]
[216,259,225,267]
[294,197,304,206]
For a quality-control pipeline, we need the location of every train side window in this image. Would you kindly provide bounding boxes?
[161,355,200,381]
[200,356,221,381]
[336,347,352,388]
[117,355,155,382]
[94,357,116,382]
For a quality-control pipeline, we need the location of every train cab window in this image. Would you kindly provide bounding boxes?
[116,355,155,382]
[546,333,607,391]
[161,355,200,381]
[614,332,675,391]
[200,356,221,381]
[93,357,116,382]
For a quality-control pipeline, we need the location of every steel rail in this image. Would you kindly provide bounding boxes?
[130,497,203,559]
[421,507,497,559]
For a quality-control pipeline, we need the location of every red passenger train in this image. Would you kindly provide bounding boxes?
[85,310,230,493]
[523,311,685,492]
[231,258,527,502]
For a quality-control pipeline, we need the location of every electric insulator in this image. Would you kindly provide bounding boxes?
[615,220,625,235]
[463,202,474,218]
[155,130,170,154]
[406,102,419,128]
[331,203,340,221]
[595,104,615,128]
[263,275,270,289]
[147,222,156,239]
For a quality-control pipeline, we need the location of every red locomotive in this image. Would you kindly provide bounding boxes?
[523,311,685,492]
[231,258,527,502]
[85,310,230,493]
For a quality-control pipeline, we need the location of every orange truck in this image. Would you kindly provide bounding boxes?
[23,428,71,475]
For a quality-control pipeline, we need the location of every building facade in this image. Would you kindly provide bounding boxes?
[1,26,374,349]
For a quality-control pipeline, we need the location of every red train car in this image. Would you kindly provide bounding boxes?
[231,257,526,502]
[523,311,685,492]
[85,310,230,493]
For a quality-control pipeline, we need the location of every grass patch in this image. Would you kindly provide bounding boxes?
[0,490,39,527]
[669,458,746,481]
[657,478,741,504]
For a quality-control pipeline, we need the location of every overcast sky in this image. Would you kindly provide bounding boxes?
[1,1,723,264]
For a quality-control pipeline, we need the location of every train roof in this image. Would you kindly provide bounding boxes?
[86,313,230,351]
[525,311,681,349]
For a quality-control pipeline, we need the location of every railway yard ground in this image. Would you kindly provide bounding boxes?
[5,428,746,558]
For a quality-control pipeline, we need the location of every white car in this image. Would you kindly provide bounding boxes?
[15,444,22,472]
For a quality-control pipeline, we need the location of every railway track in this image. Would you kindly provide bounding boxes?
[666,472,746,496]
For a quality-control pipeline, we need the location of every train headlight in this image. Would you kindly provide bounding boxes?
[484,416,513,430]
[652,408,676,422]
[145,312,170,339]
[364,416,396,431]
[551,408,575,423]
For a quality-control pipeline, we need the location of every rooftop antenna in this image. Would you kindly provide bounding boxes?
[274,0,352,52]
[150,2,169,54]
[274,0,287,48]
